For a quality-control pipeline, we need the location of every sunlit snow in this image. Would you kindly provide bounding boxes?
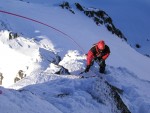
[0,0,150,113]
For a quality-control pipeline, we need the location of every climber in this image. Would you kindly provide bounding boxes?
[84,40,110,74]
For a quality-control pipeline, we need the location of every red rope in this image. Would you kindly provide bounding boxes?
[0,10,85,53]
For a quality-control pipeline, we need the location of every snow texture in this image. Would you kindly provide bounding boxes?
[0,0,150,113]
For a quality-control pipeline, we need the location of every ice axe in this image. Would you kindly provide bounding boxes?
[79,71,85,75]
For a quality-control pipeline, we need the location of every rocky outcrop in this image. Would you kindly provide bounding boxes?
[14,70,26,83]
[59,2,75,14]
[75,3,127,41]
[0,73,3,85]
[9,32,19,40]
[59,2,127,41]
[89,77,131,113]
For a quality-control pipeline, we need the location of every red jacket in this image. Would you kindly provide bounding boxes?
[87,44,110,66]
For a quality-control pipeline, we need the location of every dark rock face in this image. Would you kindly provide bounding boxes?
[89,77,131,113]
[59,2,127,41]
[136,44,141,48]
[75,3,84,11]
[59,2,75,14]
[108,83,131,113]
[9,32,19,40]
[75,3,126,41]
[14,70,26,83]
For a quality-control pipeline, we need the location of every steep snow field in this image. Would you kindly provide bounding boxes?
[0,0,150,113]
[18,0,150,56]
[74,0,150,56]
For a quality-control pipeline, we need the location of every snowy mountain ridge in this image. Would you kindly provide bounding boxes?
[0,0,150,113]
[17,0,150,56]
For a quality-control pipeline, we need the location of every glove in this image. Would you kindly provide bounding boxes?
[84,65,91,73]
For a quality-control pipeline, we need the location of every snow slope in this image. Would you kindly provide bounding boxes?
[20,0,150,56]
[0,0,150,113]
[1,0,149,80]
[69,0,150,56]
